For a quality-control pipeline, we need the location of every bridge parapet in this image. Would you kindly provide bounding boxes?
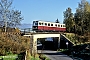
[22,32,65,35]
[0,32,21,35]
[20,28,65,35]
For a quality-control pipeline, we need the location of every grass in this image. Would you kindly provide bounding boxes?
[30,56,40,60]
[38,54,51,60]
[0,54,40,60]
[0,53,50,60]
[0,54,18,60]
[30,54,40,60]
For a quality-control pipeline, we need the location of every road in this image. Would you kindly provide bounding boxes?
[38,50,73,60]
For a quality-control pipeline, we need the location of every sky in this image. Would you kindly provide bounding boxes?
[12,0,90,24]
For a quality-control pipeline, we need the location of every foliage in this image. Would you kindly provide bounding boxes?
[62,43,90,60]
[0,54,17,60]
[74,0,90,34]
[39,54,50,60]
[55,18,60,23]
[63,0,90,43]
[63,7,74,32]
[30,56,40,60]
[0,32,30,56]
[74,0,90,42]
[0,27,20,32]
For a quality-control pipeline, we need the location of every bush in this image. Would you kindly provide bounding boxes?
[0,32,30,55]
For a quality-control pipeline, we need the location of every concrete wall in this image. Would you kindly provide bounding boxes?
[32,34,60,54]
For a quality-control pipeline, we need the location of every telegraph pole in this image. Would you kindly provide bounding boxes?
[4,10,7,32]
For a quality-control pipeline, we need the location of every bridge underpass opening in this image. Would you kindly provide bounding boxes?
[37,37,58,51]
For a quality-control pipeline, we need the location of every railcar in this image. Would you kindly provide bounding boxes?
[32,20,66,32]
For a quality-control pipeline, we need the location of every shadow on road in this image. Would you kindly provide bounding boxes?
[38,50,69,57]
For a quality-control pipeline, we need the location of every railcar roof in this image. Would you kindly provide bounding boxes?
[33,20,65,24]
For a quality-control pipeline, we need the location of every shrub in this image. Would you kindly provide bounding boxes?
[0,32,30,55]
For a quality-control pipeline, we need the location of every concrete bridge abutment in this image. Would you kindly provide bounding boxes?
[24,33,61,55]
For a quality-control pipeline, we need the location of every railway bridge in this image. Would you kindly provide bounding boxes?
[22,32,73,55]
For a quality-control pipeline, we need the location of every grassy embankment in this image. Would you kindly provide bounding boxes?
[59,33,90,59]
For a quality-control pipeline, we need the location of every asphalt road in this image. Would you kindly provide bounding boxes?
[38,50,73,60]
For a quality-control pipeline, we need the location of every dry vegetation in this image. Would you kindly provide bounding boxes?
[65,32,90,45]
[0,28,30,56]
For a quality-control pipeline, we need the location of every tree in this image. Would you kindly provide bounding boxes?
[0,0,23,32]
[74,0,90,42]
[74,0,90,34]
[55,18,59,23]
[9,10,23,28]
[63,7,74,32]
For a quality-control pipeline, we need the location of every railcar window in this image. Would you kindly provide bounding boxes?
[48,23,50,26]
[45,23,47,25]
[39,23,41,25]
[55,24,57,27]
[63,25,65,27]
[58,25,60,27]
[61,25,62,27]
[33,22,35,25]
[42,23,43,25]
[51,24,53,26]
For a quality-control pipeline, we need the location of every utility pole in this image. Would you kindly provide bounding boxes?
[4,9,7,32]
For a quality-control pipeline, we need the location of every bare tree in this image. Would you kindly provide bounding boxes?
[0,0,23,32]
[9,10,23,28]
[0,0,13,32]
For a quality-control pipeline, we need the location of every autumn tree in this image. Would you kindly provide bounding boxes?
[63,0,90,43]
[0,33,30,55]
[74,0,90,42]
[74,0,90,33]
[55,18,60,23]
[63,7,74,32]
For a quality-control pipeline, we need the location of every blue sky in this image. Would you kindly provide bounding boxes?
[12,0,90,24]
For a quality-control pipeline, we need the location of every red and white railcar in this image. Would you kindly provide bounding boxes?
[32,20,66,32]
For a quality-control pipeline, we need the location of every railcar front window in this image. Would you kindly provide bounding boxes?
[35,23,38,25]
[33,21,35,25]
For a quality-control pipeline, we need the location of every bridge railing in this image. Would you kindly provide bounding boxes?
[20,28,65,34]
[20,28,36,33]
